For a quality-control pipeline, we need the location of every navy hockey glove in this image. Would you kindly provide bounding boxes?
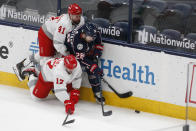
[93,49,102,58]
[90,64,104,77]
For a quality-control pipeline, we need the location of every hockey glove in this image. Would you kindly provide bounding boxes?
[94,44,103,58]
[93,49,102,59]
[64,100,75,115]
[70,89,80,104]
[90,64,104,77]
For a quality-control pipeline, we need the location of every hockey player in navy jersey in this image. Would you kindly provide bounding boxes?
[64,22,105,103]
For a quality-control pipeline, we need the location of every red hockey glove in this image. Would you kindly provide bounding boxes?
[70,89,80,104]
[64,100,75,114]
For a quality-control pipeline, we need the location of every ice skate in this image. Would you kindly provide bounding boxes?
[12,59,26,81]
[94,92,105,105]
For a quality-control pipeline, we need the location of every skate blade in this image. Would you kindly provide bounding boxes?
[12,66,24,81]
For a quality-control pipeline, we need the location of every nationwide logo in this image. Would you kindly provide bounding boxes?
[98,26,121,37]
[0,5,47,24]
[0,6,6,19]
[136,29,196,50]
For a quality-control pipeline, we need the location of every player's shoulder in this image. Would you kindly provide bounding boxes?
[57,57,65,65]
[53,58,64,69]
[53,58,67,75]
[60,14,69,21]
[58,14,72,27]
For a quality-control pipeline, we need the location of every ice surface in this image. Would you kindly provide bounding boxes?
[0,85,196,131]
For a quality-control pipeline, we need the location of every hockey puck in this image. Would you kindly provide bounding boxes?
[135,110,140,113]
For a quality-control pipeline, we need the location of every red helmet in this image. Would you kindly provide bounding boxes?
[64,55,77,70]
[68,3,82,15]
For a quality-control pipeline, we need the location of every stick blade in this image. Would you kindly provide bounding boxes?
[65,119,75,125]
[102,78,133,98]
[119,91,133,98]
[103,110,112,116]
[62,119,75,126]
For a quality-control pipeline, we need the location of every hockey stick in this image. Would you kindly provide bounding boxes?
[102,78,133,98]
[100,80,112,116]
[62,109,75,126]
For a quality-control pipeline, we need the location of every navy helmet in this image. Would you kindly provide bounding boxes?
[81,22,98,38]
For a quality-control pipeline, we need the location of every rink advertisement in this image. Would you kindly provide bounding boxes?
[0,4,56,27]
[0,24,38,88]
[136,28,196,54]
[0,24,196,121]
[0,44,9,59]
[186,63,196,104]
[0,25,38,73]
[99,44,186,104]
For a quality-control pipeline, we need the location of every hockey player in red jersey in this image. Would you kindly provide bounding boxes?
[28,55,82,114]
[13,3,85,81]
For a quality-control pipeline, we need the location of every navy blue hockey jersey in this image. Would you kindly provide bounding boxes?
[64,27,104,70]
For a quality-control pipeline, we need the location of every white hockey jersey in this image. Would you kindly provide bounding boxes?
[41,14,85,56]
[41,57,82,103]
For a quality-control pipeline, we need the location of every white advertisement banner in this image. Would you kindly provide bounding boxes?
[0,25,196,108]
[187,63,196,105]
[100,44,196,107]
[0,25,38,73]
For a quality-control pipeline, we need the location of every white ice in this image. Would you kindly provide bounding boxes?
[0,84,196,131]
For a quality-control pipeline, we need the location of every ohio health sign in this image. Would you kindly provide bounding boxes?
[100,59,156,86]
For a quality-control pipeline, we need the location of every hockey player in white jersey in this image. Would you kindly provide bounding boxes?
[28,55,82,114]
[13,3,85,81]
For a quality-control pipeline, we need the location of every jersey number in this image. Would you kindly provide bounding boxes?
[56,78,64,84]
[76,52,85,60]
[58,26,65,34]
